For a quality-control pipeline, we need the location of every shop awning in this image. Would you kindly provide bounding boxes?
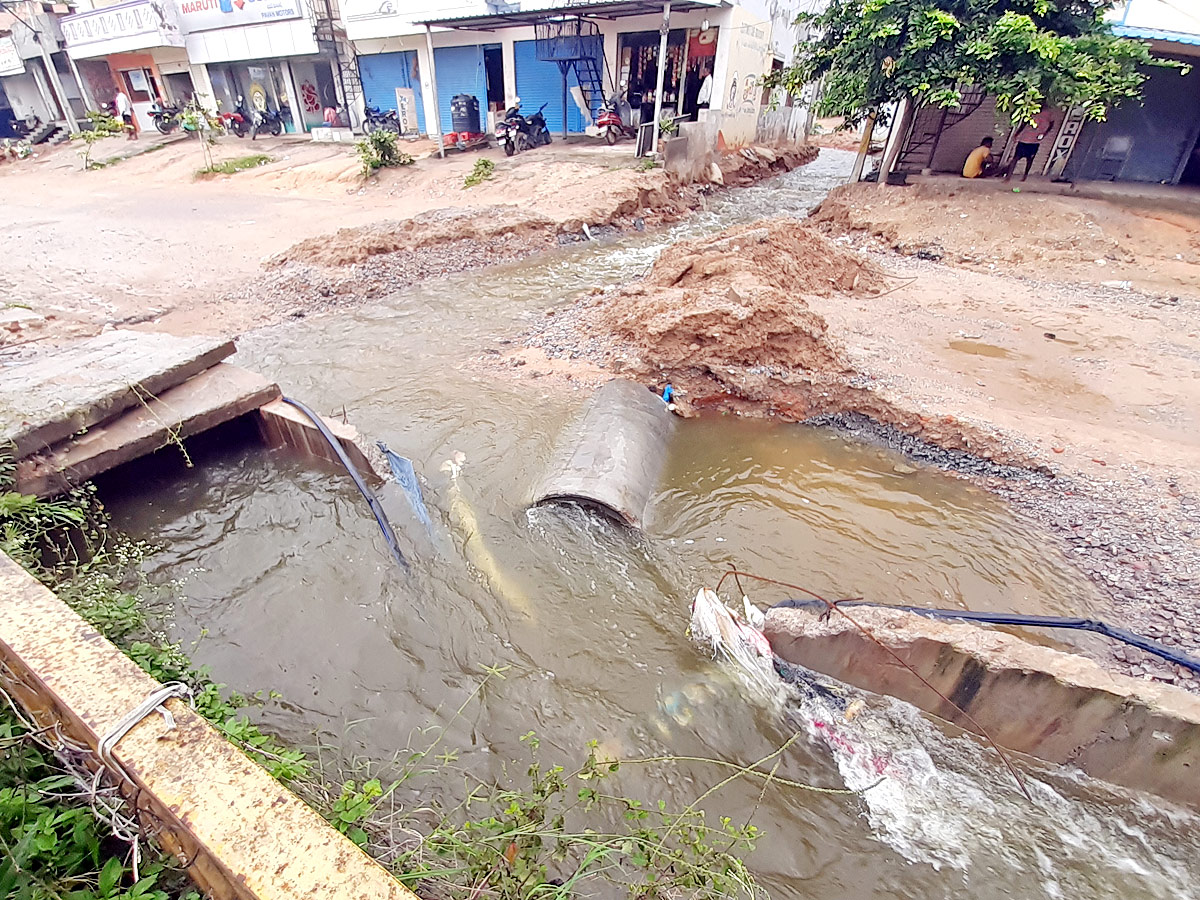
[416,0,725,31]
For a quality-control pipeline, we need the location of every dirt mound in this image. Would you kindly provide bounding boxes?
[586,220,884,375]
[810,181,1200,298]
[268,206,558,268]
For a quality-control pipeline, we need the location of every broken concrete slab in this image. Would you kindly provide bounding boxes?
[1,330,234,458]
[15,363,280,497]
[764,604,1200,809]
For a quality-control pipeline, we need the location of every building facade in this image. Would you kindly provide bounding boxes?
[0,2,88,140]
[344,0,803,148]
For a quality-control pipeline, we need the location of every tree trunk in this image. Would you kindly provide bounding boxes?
[878,96,914,189]
[849,110,876,182]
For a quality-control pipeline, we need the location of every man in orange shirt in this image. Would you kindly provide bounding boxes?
[963,136,996,178]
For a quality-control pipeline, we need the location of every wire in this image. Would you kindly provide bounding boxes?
[279,396,409,572]
[772,599,1200,676]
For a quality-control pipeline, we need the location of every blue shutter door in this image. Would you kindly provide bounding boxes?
[357,51,426,135]
[513,40,580,134]
[433,45,486,136]
[513,38,603,134]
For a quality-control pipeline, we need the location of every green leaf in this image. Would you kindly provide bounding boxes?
[99,856,123,897]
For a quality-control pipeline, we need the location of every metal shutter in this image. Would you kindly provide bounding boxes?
[357,51,427,135]
[433,45,486,136]
[514,39,596,134]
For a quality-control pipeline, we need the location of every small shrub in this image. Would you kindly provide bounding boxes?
[356,129,414,178]
[198,153,272,177]
[637,157,658,171]
[658,115,679,138]
[73,111,124,169]
[462,157,495,188]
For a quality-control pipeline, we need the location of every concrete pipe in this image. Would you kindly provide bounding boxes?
[533,379,675,529]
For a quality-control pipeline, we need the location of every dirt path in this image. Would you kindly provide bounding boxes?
[0,133,810,346]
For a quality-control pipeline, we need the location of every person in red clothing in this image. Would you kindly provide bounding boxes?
[1005,110,1055,182]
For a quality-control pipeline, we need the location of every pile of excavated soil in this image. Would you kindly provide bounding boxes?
[518,218,1031,464]
[267,206,559,268]
[586,219,881,374]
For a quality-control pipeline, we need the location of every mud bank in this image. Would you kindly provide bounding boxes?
[233,147,819,324]
[519,219,1037,467]
[809,182,1200,299]
[511,219,1200,692]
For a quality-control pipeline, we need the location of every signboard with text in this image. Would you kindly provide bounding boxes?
[0,36,23,76]
[61,1,184,52]
[177,0,305,32]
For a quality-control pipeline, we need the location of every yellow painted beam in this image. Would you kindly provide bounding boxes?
[0,551,417,900]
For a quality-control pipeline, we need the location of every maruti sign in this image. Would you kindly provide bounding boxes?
[177,0,303,32]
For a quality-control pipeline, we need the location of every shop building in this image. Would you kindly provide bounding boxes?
[0,2,88,140]
[60,0,193,134]
[179,0,356,133]
[886,0,1200,187]
[345,1,792,148]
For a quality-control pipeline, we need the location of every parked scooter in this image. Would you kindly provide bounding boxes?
[250,106,284,140]
[597,95,636,145]
[497,102,531,156]
[526,103,551,147]
[149,100,183,134]
[365,105,401,134]
[221,96,252,138]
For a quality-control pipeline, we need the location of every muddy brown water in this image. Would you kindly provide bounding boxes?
[103,151,1200,898]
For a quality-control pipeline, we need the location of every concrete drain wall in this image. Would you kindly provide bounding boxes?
[0,552,414,900]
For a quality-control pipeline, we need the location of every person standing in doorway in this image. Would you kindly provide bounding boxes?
[695,64,713,120]
[1005,109,1055,181]
[114,87,136,140]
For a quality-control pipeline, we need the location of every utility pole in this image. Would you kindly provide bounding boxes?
[649,0,670,155]
[425,24,444,159]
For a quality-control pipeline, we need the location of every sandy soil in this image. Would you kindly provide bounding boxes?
[0,132,811,347]
[811,181,1200,298]
[510,210,1200,690]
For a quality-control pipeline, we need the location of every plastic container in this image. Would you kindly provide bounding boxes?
[450,94,481,135]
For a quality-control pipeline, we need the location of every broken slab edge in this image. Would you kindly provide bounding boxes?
[764,605,1200,810]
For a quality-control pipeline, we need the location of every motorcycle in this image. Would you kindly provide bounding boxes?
[220,96,252,138]
[497,104,531,157]
[149,100,182,134]
[250,106,284,140]
[365,105,401,134]
[526,103,551,147]
[597,96,635,145]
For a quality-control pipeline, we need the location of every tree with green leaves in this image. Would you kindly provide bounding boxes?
[766,0,1182,181]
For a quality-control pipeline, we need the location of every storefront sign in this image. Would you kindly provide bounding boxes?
[177,0,304,33]
[395,87,417,134]
[62,1,184,54]
[0,36,23,76]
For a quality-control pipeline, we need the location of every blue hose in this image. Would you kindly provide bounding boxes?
[771,599,1200,675]
[280,397,409,572]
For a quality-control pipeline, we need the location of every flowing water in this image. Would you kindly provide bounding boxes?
[102,150,1200,898]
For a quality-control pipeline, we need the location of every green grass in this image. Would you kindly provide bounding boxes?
[198,153,272,176]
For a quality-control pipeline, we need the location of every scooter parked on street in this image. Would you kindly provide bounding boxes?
[497,102,531,156]
[597,95,635,145]
[221,96,252,138]
[149,100,183,134]
[527,103,551,147]
[251,106,284,140]
[365,105,401,134]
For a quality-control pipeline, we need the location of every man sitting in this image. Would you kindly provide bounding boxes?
[963,137,997,178]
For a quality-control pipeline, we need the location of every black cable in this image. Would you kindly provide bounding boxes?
[771,599,1200,675]
[280,396,409,572]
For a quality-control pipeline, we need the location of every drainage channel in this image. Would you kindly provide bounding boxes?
[100,151,1200,899]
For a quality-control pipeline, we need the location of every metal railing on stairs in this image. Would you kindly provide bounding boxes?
[895,87,986,172]
[535,17,606,125]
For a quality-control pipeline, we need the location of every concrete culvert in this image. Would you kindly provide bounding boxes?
[533,379,675,529]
